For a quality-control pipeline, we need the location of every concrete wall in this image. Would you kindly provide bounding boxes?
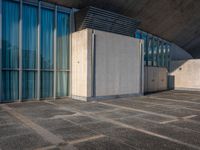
[171,43,193,61]
[71,29,92,99]
[170,59,200,91]
[72,28,143,101]
[144,67,168,93]
[95,30,142,97]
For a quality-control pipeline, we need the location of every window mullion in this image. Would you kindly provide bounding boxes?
[0,0,2,102]
[37,1,41,100]
[53,6,57,99]
[19,0,23,101]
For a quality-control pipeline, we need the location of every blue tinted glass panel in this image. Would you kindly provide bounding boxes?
[158,41,162,67]
[40,9,54,69]
[162,44,167,67]
[153,39,158,66]
[141,33,147,65]
[57,72,68,97]
[147,38,153,66]
[2,0,19,69]
[41,71,53,98]
[57,12,70,70]
[22,71,37,99]
[2,71,19,101]
[135,30,141,39]
[22,5,37,69]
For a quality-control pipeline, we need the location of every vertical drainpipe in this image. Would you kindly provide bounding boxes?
[0,0,2,102]
[19,0,23,102]
[140,40,144,95]
[69,8,75,97]
[91,30,96,98]
[37,1,41,100]
[53,6,57,99]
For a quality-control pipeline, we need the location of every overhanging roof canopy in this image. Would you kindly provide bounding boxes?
[45,0,200,58]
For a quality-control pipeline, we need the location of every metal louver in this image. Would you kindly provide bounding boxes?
[75,6,140,37]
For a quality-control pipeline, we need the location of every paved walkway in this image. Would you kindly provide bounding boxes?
[1,90,200,150]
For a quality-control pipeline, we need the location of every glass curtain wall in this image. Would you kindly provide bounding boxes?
[1,0,71,102]
[2,0,19,102]
[135,30,171,69]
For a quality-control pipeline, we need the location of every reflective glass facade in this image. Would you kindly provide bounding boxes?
[135,30,171,69]
[0,0,71,102]
[2,0,19,102]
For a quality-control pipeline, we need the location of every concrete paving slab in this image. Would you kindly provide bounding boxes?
[19,108,75,119]
[0,133,50,150]
[0,112,21,126]
[101,127,196,150]
[73,137,136,150]
[81,121,119,134]
[35,118,75,130]
[149,94,200,102]
[190,115,200,122]
[136,114,173,123]
[51,125,98,141]
[169,120,200,133]
[94,109,142,119]
[102,98,200,118]
[75,103,115,113]
[117,116,200,147]
[143,105,200,118]
[0,124,32,139]
[138,98,200,110]
[1,90,200,150]
[66,115,100,125]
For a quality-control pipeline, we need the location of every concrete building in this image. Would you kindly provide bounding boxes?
[0,0,199,103]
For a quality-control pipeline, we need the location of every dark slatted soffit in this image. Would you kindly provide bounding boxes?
[75,6,140,37]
